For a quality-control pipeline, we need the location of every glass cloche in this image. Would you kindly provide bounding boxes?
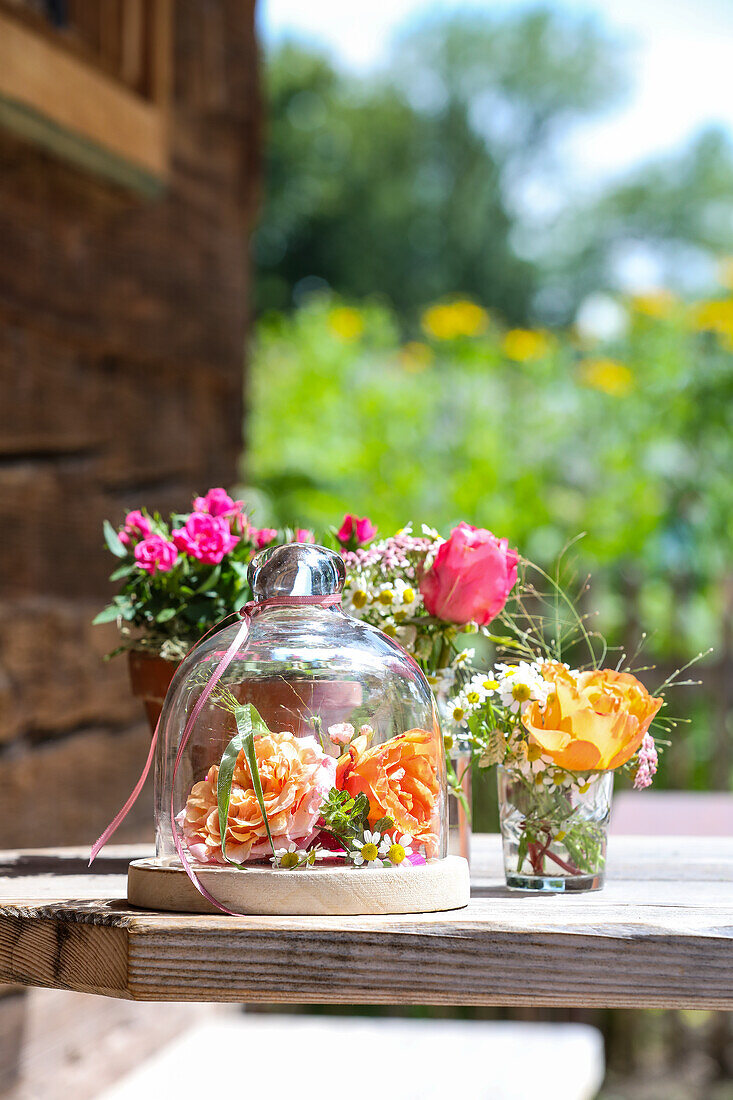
[138,542,467,914]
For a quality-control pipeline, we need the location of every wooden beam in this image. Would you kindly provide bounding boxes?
[0,8,168,189]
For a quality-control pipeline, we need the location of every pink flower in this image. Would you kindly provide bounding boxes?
[336,513,377,550]
[328,722,355,745]
[405,852,427,867]
[118,510,152,547]
[419,522,518,626]
[295,528,315,544]
[172,513,239,565]
[193,487,245,519]
[633,733,659,791]
[134,534,178,575]
[252,527,278,549]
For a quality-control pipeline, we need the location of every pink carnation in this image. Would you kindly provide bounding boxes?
[252,527,278,549]
[118,510,152,547]
[134,534,178,575]
[172,513,239,565]
[419,522,518,626]
[193,487,245,519]
[336,513,377,550]
[295,528,315,544]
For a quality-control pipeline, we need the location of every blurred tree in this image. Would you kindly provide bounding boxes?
[256,11,733,326]
[255,10,625,323]
[542,128,733,313]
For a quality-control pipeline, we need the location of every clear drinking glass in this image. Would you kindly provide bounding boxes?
[447,740,472,863]
[497,765,612,892]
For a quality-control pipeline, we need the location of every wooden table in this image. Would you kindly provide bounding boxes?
[1,836,731,1008]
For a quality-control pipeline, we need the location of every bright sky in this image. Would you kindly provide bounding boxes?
[260,0,733,185]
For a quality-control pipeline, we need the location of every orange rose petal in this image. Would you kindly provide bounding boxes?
[524,668,663,772]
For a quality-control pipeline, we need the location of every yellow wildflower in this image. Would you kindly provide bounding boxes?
[630,291,678,319]
[579,358,634,397]
[328,306,365,342]
[421,300,488,340]
[502,328,551,361]
[691,298,733,348]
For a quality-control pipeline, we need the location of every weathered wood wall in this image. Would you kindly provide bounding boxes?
[0,1,260,846]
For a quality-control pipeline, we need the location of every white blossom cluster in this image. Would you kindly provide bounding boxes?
[449,660,557,727]
[341,524,448,652]
[447,660,592,793]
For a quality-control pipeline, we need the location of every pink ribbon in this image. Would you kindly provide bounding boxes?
[90,593,342,915]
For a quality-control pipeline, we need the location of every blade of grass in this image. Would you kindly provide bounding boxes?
[217,703,275,862]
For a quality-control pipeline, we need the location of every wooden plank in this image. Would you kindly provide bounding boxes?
[0,8,168,184]
[0,837,731,1008]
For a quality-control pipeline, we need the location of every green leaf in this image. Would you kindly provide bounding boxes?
[155,607,179,623]
[103,520,127,559]
[373,816,394,834]
[195,566,221,594]
[109,563,136,582]
[92,604,121,625]
[477,728,504,769]
[217,703,275,862]
[517,831,529,872]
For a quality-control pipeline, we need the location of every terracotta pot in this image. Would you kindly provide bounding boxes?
[128,651,178,733]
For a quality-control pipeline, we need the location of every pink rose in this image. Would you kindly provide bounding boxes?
[328,722,355,745]
[252,527,278,549]
[172,513,239,565]
[134,535,178,575]
[193,487,245,519]
[419,522,518,625]
[336,513,377,550]
[118,510,152,547]
[295,528,315,544]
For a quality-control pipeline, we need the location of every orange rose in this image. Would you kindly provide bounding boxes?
[522,667,662,772]
[337,728,441,857]
[181,731,336,863]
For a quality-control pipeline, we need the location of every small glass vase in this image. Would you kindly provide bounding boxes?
[431,668,472,866]
[497,765,612,892]
[447,739,472,863]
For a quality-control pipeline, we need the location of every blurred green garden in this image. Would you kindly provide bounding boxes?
[246,287,733,796]
[244,7,733,800]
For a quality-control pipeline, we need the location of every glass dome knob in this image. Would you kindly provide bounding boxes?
[247,542,346,600]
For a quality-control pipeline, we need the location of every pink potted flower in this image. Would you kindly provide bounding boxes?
[336,513,377,551]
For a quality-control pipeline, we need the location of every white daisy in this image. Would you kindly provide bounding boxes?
[379,833,414,867]
[350,830,383,867]
[496,661,548,714]
[391,578,422,620]
[343,576,371,618]
[375,582,397,610]
[270,842,306,869]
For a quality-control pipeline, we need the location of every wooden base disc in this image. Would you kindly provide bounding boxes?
[128,855,470,915]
